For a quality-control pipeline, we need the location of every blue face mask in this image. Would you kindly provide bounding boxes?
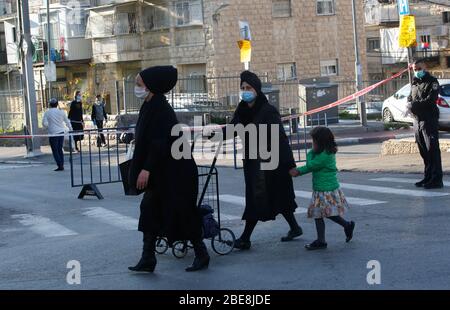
[240,91,256,103]
[414,70,426,79]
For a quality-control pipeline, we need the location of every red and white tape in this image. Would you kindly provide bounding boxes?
[281,67,410,121]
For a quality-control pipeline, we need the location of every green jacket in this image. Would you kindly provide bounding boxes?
[297,150,339,192]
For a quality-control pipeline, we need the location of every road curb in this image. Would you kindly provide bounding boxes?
[336,133,415,146]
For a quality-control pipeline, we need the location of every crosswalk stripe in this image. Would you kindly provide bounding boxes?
[340,183,449,197]
[0,164,43,170]
[219,194,309,214]
[294,190,386,206]
[11,214,78,237]
[370,177,450,187]
[218,214,242,221]
[82,207,138,231]
[219,194,245,206]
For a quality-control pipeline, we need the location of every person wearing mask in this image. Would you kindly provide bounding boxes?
[42,98,73,171]
[91,94,108,147]
[128,66,210,273]
[408,59,444,189]
[68,90,84,152]
[221,71,303,250]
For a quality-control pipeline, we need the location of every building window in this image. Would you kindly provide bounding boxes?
[272,0,291,18]
[317,0,335,16]
[277,62,297,81]
[115,12,138,35]
[11,26,17,42]
[320,59,338,76]
[367,38,380,52]
[67,9,87,37]
[447,56,450,68]
[418,34,431,50]
[443,11,450,24]
[143,4,170,30]
[175,0,203,26]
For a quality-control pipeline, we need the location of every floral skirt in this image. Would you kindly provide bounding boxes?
[307,189,349,219]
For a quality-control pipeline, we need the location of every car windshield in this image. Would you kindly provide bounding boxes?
[440,84,450,97]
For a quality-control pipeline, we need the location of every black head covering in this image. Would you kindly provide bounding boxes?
[240,70,262,94]
[139,66,178,94]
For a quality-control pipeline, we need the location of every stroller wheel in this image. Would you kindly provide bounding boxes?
[155,237,169,254]
[212,228,235,255]
[172,241,188,259]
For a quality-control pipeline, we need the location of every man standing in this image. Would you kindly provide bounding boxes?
[42,98,73,171]
[91,94,108,147]
[408,59,443,189]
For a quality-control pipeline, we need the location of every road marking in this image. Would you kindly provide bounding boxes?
[0,228,24,233]
[219,194,309,214]
[82,207,138,231]
[294,190,386,206]
[11,214,78,237]
[220,194,245,206]
[340,183,449,197]
[0,164,43,170]
[219,214,242,221]
[370,177,450,187]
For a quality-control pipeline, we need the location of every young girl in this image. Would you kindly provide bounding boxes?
[291,126,355,250]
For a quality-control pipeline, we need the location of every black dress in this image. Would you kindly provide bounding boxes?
[129,94,202,244]
[228,95,298,222]
[68,100,84,142]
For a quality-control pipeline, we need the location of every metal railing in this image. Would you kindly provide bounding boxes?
[69,126,134,199]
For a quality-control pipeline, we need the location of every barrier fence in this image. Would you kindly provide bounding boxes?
[1,67,410,198]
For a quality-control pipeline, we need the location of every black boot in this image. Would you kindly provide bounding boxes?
[129,233,157,273]
[186,240,210,272]
[281,226,303,242]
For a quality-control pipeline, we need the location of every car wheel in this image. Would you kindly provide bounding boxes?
[383,108,394,123]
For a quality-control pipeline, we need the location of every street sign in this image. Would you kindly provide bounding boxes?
[398,15,416,48]
[237,40,252,64]
[398,0,410,16]
[238,21,251,69]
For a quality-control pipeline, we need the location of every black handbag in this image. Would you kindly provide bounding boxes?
[119,160,144,196]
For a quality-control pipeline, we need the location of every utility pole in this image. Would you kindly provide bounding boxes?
[351,0,367,127]
[18,0,41,156]
[46,0,52,99]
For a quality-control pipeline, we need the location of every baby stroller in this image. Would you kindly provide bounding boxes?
[155,133,236,258]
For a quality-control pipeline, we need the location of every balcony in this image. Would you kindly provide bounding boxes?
[365,4,399,26]
[92,34,141,63]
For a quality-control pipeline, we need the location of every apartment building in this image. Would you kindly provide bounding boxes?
[365,0,450,80]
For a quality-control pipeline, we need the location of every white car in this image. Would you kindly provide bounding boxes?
[382,79,450,128]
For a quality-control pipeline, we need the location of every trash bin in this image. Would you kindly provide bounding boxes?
[262,83,280,111]
[298,82,339,126]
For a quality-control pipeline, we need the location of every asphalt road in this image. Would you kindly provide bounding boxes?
[1,157,450,290]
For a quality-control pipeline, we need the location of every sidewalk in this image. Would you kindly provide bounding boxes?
[0,124,414,164]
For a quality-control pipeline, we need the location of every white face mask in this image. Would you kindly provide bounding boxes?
[135,86,150,99]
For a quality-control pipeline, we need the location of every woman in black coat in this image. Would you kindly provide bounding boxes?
[225,71,303,250]
[68,90,84,151]
[128,66,210,273]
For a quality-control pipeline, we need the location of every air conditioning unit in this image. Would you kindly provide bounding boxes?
[434,25,449,37]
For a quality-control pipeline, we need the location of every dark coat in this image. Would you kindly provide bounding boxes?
[68,100,84,141]
[129,94,202,243]
[228,95,298,222]
[408,72,440,122]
